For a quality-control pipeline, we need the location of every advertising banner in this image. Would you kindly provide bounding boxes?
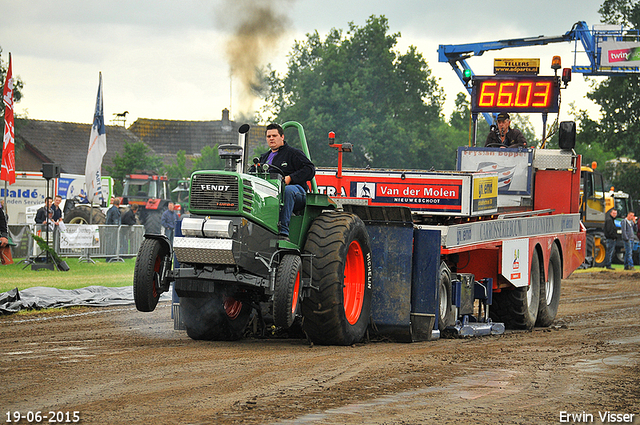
[59,224,100,249]
[600,40,640,67]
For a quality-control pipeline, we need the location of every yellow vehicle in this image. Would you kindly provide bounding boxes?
[580,162,636,266]
[580,163,607,266]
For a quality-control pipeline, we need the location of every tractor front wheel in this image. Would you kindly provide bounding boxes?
[273,254,302,329]
[133,238,169,312]
[301,212,372,346]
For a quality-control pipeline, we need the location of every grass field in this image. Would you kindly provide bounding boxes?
[1,257,136,293]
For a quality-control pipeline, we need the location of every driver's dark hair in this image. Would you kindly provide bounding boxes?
[266,123,284,136]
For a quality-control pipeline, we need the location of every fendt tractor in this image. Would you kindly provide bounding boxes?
[133,117,586,345]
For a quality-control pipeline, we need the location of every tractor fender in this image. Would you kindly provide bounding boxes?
[142,233,172,255]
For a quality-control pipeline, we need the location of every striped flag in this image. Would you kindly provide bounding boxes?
[1,53,15,185]
[85,72,107,204]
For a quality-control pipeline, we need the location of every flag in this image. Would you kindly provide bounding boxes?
[1,53,15,185]
[85,72,107,204]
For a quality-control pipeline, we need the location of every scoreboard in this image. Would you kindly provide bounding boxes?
[470,76,560,114]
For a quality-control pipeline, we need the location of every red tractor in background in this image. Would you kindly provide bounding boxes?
[121,172,180,234]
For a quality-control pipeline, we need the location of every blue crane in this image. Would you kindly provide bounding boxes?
[438,21,640,128]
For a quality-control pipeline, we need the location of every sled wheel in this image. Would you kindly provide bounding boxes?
[133,238,166,312]
[537,244,562,327]
[438,262,455,330]
[301,212,372,346]
[273,254,302,328]
[181,289,251,341]
[490,249,541,330]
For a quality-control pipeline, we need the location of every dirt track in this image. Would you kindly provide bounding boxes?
[1,270,639,425]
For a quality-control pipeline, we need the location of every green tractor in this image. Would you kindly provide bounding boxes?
[133,122,373,345]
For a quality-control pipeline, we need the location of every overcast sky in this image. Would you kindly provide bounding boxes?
[0,0,607,137]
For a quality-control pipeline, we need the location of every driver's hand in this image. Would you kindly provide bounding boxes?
[284,176,291,185]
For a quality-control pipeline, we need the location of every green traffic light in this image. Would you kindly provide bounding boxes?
[463,69,472,79]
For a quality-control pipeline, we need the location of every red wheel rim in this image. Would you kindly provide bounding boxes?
[291,271,300,314]
[224,297,242,319]
[152,254,162,298]
[343,240,365,325]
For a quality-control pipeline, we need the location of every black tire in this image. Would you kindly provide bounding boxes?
[180,291,251,341]
[144,210,163,234]
[438,262,455,330]
[615,246,625,264]
[537,244,562,327]
[133,238,167,312]
[301,212,372,346]
[593,233,607,267]
[63,206,106,224]
[273,254,302,329]
[490,249,541,330]
[583,233,595,268]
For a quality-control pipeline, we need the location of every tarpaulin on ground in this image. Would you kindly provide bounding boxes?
[0,286,170,314]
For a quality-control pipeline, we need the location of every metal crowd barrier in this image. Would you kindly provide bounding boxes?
[8,224,145,261]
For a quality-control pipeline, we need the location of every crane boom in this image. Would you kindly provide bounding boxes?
[438,21,640,125]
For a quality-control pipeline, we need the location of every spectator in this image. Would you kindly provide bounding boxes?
[35,197,53,224]
[603,208,618,270]
[51,195,64,223]
[120,204,139,255]
[106,198,121,225]
[121,204,139,226]
[0,200,8,248]
[621,211,636,270]
[161,202,178,242]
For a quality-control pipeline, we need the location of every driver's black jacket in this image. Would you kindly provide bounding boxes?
[485,128,527,148]
[250,142,315,191]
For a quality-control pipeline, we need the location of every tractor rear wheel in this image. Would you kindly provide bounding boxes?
[490,249,541,329]
[537,244,562,327]
[144,210,163,234]
[133,238,168,312]
[63,206,106,225]
[273,254,302,329]
[301,212,372,346]
[180,290,251,341]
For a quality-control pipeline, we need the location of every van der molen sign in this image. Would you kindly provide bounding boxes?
[494,58,540,75]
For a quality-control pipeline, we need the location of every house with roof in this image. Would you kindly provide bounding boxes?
[14,118,149,174]
[127,109,267,167]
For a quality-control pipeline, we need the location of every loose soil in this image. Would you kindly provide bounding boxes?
[1,270,639,424]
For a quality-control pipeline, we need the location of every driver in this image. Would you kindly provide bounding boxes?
[252,123,315,240]
[485,112,527,148]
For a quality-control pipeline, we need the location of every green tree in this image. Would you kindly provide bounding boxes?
[261,15,450,169]
[606,161,640,198]
[585,0,640,159]
[105,141,164,195]
[165,150,189,181]
[191,145,224,172]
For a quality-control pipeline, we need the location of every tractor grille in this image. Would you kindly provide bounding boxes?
[190,174,239,212]
[242,179,253,214]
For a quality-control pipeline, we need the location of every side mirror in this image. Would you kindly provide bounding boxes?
[558,121,576,150]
